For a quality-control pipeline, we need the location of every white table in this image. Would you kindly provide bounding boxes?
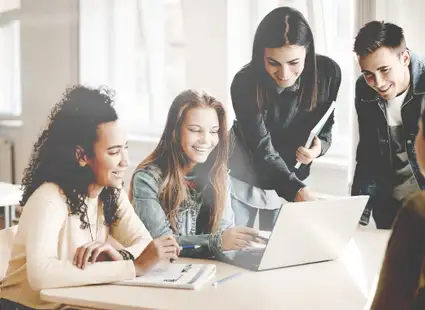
[41,229,390,310]
[0,182,22,228]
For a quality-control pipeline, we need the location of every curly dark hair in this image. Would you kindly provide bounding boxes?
[20,85,121,229]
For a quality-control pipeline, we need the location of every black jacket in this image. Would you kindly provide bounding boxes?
[228,54,341,201]
[351,53,425,202]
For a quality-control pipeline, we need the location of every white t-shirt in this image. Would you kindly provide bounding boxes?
[386,89,407,127]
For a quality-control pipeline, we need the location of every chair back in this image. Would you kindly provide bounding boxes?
[0,225,18,281]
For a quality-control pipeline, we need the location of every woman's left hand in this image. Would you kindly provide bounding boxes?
[296,136,322,165]
[73,241,123,269]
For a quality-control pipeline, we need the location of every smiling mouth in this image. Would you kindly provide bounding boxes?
[192,146,210,153]
[378,84,392,92]
[275,74,296,82]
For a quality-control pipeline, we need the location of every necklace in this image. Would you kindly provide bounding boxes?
[85,200,99,241]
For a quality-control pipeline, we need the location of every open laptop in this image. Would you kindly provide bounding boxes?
[222,195,369,271]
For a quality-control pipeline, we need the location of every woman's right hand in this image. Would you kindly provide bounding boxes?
[133,235,180,276]
[221,226,260,251]
[295,187,318,202]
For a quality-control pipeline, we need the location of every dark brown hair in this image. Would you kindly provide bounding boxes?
[249,6,317,112]
[354,21,406,57]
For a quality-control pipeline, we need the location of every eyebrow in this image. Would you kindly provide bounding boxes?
[362,66,389,74]
[266,57,300,64]
[107,142,128,150]
[187,124,219,129]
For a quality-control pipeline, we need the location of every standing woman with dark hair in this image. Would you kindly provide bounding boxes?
[0,86,179,310]
[228,7,341,230]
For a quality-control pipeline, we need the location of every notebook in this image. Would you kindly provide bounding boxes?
[115,262,216,290]
[295,101,336,169]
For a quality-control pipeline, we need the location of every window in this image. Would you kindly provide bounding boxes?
[79,0,185,137]
[81,0,355,161]
[0,0,21,117]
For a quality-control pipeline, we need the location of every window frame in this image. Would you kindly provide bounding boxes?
[0,3,21,119]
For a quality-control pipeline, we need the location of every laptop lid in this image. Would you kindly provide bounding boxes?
[257,195,369,271]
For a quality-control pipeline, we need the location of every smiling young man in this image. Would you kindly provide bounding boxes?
[352,21,425,228]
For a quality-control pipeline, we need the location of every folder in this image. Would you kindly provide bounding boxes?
[294,101,336,169]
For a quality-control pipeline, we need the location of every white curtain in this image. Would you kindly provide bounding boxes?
[79,0,184,136]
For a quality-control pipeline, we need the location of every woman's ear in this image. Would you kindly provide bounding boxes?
[75,146,88,167]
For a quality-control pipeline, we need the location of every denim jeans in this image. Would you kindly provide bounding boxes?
[231,195,280,231]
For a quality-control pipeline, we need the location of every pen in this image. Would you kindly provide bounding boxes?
[212,272,242,287]
[180,245,202,250]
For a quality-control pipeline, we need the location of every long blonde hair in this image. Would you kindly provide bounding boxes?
[129,89,228,232]
[371,192,425,310]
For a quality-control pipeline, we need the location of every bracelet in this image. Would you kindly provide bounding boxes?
[118,249,135,261]
[208,231,223,251]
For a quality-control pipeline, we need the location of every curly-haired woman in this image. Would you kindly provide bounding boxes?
[0,86,179,310]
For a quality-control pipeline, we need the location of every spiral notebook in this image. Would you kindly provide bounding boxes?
[115,263,216,290]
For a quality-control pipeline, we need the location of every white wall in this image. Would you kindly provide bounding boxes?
[372,0,425,55]
[399,0,425,56]
[305,163,349,196]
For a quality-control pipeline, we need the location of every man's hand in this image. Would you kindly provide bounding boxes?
[296,136,322,165]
